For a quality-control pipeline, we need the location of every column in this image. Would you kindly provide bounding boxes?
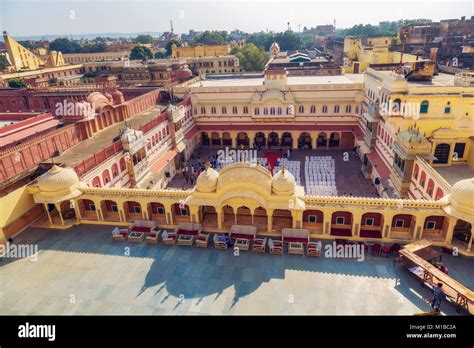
[44,203,53,225]
[413,214,426,240]
[267,209,273,233]
[95,205,102,221]
[55,203,65,226]
[467,231,472,252]
[74,202,82,221]
[312,134,317,150]
[217,208,223,229]
[444,217,457,244]
[382,213,395,239]
[323,210,332,235]
[351,212,363,237]
[248,132,256,148]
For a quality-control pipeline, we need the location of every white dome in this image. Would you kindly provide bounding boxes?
[196,167,219,193]
[38,165,80,193]
[450,178,474,210]
[271,169,296,196]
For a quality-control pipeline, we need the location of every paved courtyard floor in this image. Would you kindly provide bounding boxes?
[1,224,472,315]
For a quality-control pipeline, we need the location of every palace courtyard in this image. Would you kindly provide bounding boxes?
[0,224,472,315]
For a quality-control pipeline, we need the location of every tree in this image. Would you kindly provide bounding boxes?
[49,38,82,53]
[274,31,302,51]
[154,50,167,59]
[129,45,153,60]
[246,32,274,51]
[165,39,181,56]
[8,78,25,88]
[193,31,228,45]
[135,34,153,44]
[230,43,266,72]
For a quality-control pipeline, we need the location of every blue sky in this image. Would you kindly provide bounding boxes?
[1,0,472,37]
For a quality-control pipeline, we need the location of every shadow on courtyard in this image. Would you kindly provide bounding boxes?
[2,224,470,315]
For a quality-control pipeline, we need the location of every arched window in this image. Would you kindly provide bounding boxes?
[420,100,429,113]
[222,106,227,114]
[310,105,316,113]
[345,105,351,113]
[201,106,206,114]
[419,171,426,188]
[277,107,282,115]
[232,106,237,114]
[270,107,275,115]
[322,105,328,113]
[211,107,216,114]
[393,98,401,114]
[298,105,304,113]
[243,106,248,114]
[413,164,419,180]
[264,107,269,115]
[334,105,339,113]
[254,107,260,115]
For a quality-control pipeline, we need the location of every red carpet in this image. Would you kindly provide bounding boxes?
[264,151,284,170]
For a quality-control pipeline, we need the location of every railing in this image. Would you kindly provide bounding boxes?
[74,141,123,176]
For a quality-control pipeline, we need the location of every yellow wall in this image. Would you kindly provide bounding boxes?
[0,185,40,243]
[172,44,232,58]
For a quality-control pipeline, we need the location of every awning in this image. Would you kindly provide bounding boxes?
[149,150,177,173]
[367,150,391,179]
[176,141,186,153]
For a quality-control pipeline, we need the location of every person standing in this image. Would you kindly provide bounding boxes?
[431,283,444,312]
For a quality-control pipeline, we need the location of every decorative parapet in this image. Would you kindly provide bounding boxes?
[81,186,193,198]
[301,195,448,209]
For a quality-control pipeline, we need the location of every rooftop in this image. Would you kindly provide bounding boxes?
[189,74,364,88]
[374,70,458,87]
[434,164,474,186]
[48,105,164,167]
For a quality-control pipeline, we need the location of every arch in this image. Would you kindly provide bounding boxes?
[419,171,427,188]
[272,209,292,231]
[267,132,279,148]
[222,132,232,146]
[172,203,191,223]
[413,163,419,180]
[236,132,249,147]
[201,132,210,146]
[330,211,352,236]
[123,201,142,222]
[434,188,444,200]
[59,200,76,222]
[148,202,166,224]
[101,200,120,221]
[422,215,448,241]
[119,158,126,172]
[280,132,292,147]
[391,214,416,239]
[254,132,266,148]
[92,176,101,187]
[78,199,97,220]
[310,105,316,113]
[302,209,323,233]
[211,132,221,146]
[222,205,235,229]
[392,98,401,114]
[360,212,384,238]
[298,132,312,149]
[453,219,472,249]
[102,169,111,185]
[253,207,268,232]
[200,205,217,229]
[420,100,429,113]
[329,132,340,147]
[426,178,435,197]
[317,132,327,147]
[236,206,252,225]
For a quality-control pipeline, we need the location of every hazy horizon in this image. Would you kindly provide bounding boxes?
[0,0,472,38]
